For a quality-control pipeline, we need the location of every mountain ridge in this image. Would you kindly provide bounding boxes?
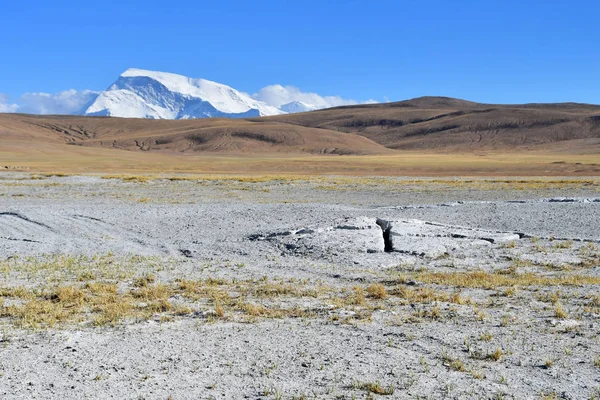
[82,68,285,119]
[278,101,318,113]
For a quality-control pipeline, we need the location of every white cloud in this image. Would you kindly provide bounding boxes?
[0,94,19,113]
[5,84,379,115]
[252,84,376,109]
[17,89,98,115]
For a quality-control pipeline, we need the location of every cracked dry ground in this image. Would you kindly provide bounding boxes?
[0,173,599,399]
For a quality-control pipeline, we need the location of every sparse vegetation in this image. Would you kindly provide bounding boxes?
[1,170,599,398]
[487,348,504,362]
[353,381,395,396]
[554,240,573,249]
[554,303,568,319]
[366,284,387,299]
[412,270,600,289]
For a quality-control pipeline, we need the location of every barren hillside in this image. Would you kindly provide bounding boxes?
[0,114,390,155]
[262,97,600,152]
[1,97,600,156]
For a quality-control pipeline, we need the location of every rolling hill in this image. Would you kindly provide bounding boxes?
[261,96,600,152]
[0,113,390,155]
[1,97,600,158]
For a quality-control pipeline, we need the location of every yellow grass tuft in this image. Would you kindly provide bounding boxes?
[487,348,504,362]
[366,284,387,299]
[554,303,568,319]
[414,270,600,289]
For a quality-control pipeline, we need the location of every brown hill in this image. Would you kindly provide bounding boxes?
[0,113,390,155]
[261,96,600,152]
[1,97,599,156]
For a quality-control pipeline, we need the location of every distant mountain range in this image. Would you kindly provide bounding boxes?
[81,69,318,119]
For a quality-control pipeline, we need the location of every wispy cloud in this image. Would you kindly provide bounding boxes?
[251,84,377,109]
[17,90,98,115]
[0,94,19,113]
[3,84,378,115]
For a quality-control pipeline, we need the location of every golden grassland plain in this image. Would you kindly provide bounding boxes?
[1,139,599,176]
[3,170,599,195]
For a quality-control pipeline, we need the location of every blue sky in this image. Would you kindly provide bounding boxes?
[1,0,599,113]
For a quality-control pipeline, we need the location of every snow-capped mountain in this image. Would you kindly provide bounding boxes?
[83,69,284,119]
[278,101,318,113]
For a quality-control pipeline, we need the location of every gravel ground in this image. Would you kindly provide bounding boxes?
[0,173,599,399]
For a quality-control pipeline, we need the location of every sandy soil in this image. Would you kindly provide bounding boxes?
[0,173,599,399]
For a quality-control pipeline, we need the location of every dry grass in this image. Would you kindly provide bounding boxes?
[2,134,599,177]
[90,174,600,188]
[353,381,395,396]
[588,295,600,308]
[366,284,387,299]
[449,358,467,372]
[345,286,366,306]
[0,281,180,329]
[133,273,156,287]
[2,266,437,329]
[554,240,574,249]
[390,285,471,305]
[554,303,568,319]
[474,308,488,322]
[480,332,493,342]
[0,271,370,329]
[487,348,504,362]
[413,270,600,289]
[0,254,164,284]
[1,250,598,332]
[102,174,153,183]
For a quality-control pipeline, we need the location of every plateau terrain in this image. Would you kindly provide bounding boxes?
[0,173,598,399]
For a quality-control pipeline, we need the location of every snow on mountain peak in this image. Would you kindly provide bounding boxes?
[278,101,318,113]
[84,68,283,119]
